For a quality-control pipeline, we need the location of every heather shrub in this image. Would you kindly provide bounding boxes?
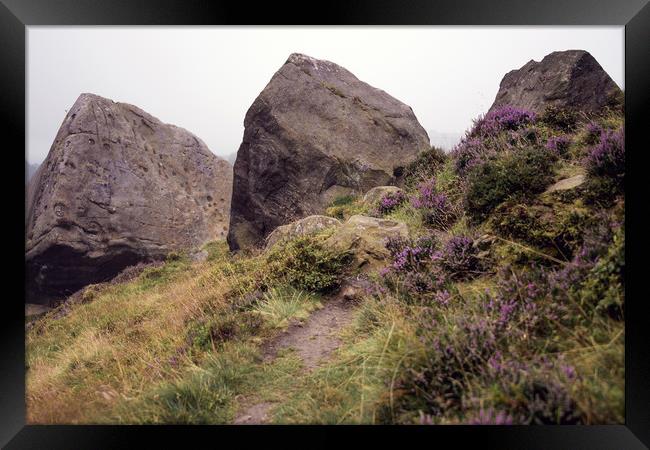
[451,106,536,177]
[545,135,572,158]
[585,128,624,182]
[372,190,407,216]
[404,146,447,187]
[380,234,448,302]
[476,355,583,424]
[465,146,557,222]
[582,127,624,205]
[384,234,438,274]
[583,122,603,145]
[546,217,624,321]
[410,178,458,229]
[452,138,495,176]
[575,225,624,319]
[472,105,537,137]
[539,105,579,132]
[388,262,588,424]
[438,236,481,280]
[265,234,352,292]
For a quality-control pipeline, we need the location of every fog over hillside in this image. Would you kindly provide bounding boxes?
[428,131,464,152]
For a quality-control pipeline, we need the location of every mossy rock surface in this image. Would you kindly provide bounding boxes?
[325,215,408,272]
[265,215,342,250]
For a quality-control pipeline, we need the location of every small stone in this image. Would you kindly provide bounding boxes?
[544,174,586,194]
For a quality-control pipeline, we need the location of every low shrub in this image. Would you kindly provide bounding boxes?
[472,105,537,137]
[404,146,447,187]
[410,178,458,229]
[585,128,624,182]
[373,190,407,216]
[452,138,496,176]
[491,200,595,261]
[582,127,624,205]
[265,235,352,292]
[437,236,481,280]
[465,146,556,222]
[380,234,447,302]
[545,135,572,158]
[325,194,366,220]
[539,105,579,132]
[583,122,603,145]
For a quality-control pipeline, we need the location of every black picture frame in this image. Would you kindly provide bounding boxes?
[3,1,648,448]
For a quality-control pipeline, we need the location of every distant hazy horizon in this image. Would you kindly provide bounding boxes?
[27,27,624,165]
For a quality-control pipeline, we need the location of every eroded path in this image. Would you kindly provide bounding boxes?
[233,297,356,424]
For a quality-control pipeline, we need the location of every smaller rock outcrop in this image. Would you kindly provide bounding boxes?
[265,215,342,249]
[324,215,408,271]
[489,50,622,115]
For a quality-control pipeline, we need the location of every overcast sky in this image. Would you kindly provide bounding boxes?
[27,26,624,164]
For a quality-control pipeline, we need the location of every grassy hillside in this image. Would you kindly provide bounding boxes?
[26,103,624,425]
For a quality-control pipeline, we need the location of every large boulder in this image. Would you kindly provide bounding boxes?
[324,215,408,272]
[489,50,622,115]
[265,215,342,249]
[228,53,430,250]
[26,93,232,302]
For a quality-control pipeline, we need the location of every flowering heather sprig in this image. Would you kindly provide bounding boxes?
[466,408,515,425]
[374,190,407,215]
[584,122,603,145]
[452,138,495,176]
[546,135,572,157]
[410,178,457,228]
[410,178,438,209]
[585,128,624,180]
[384,235,437,274]
[440,236,480,279]
[473,106,537,137]
[433,290,452,306]
[381,235,447,298]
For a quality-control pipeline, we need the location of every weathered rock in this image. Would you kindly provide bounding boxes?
[265,215,342,249]
[489,50,622,115]
[189,249,209,263]
[228,53,430,250]
[335,276,375,304]
[362,186,405,206]
[544,174,586,193]
[26,93,232,302]
[324,215,408,272]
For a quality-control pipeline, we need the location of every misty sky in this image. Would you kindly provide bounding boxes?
[27,27,624,164]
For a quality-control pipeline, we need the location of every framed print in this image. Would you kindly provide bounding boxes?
[2,0,649,448]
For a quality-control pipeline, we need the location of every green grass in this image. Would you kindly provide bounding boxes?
[27,106,624,425]
[325,194,368,221]
[109,342,262,424]
[254,286,322,328]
